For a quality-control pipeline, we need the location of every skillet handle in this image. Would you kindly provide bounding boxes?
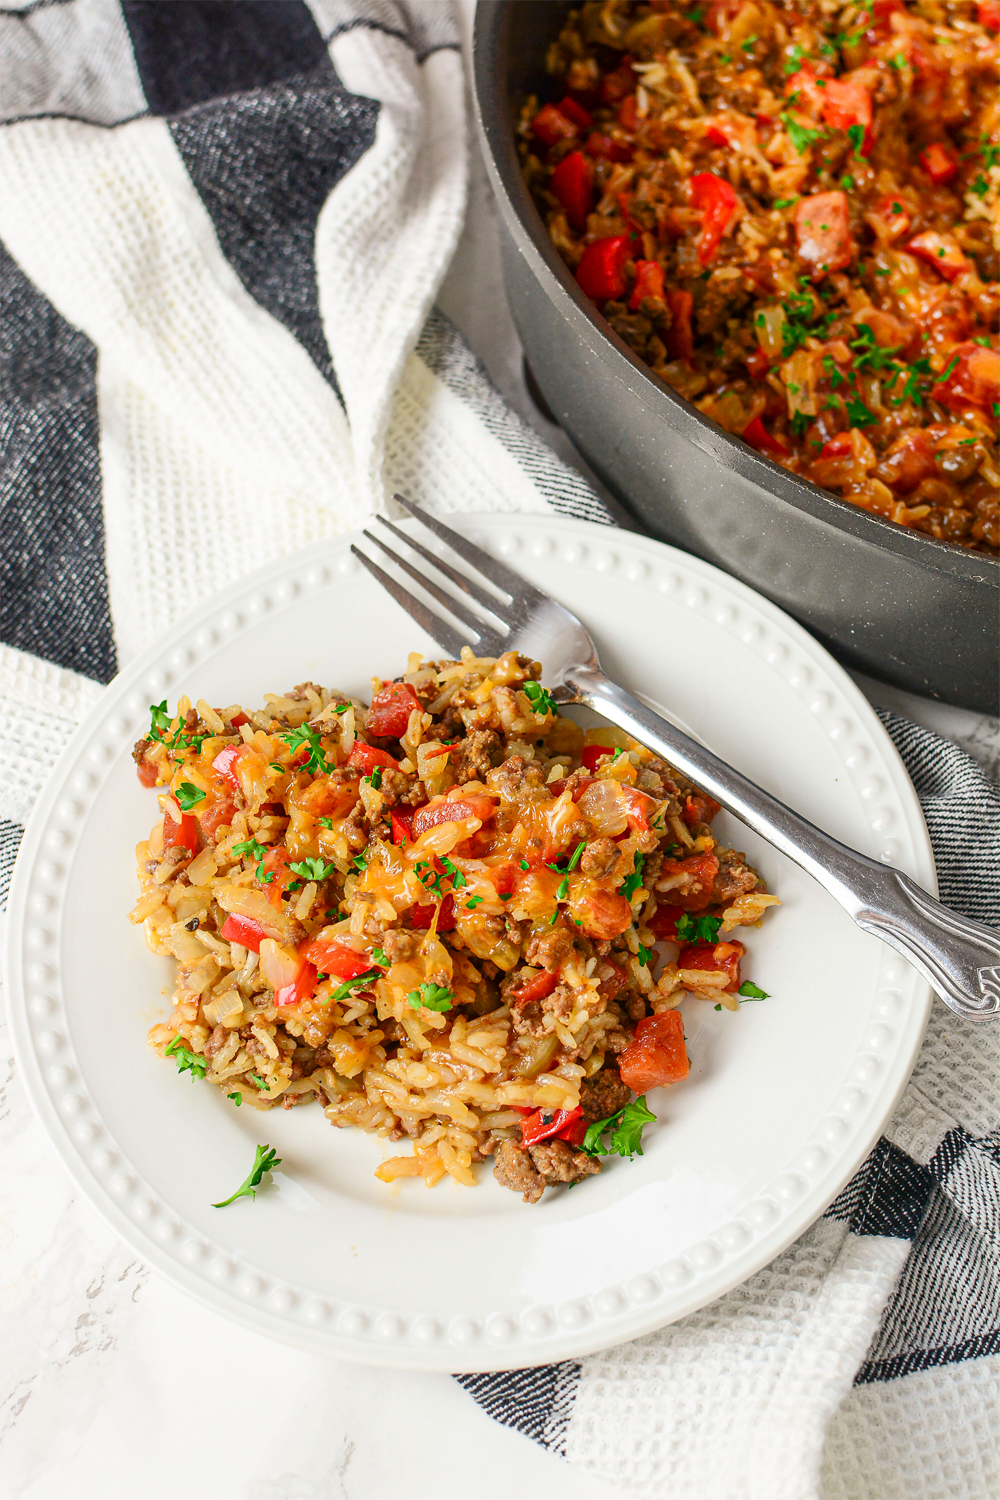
[563,663,1000,1022]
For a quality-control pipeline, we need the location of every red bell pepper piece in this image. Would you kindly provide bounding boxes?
[550,149,594,231]
[678,939,745,993]
[818,432,855,460]
[666,288,695,365]
[274,960,317,1009]
[905,233,967,283]
[301,937,377,979]
[136,754,158,788]
[648,903,684,940]
[871,195,910,239]
[657,852,720,911]
[820,77,873,156]
[600,56,635,104]
[617,95,640,132]
[978,0,999,28]
[584,131,633,163]
[520,1104,584,1149]
[918,143,958,185]
[162,798,197,854]
[220,913,269,953]
[366,681,422,738]
[619,1011,689,1093]
[199,796,238,839]
[745,346,771,379]
[794,191,854,278]
[410,893,457,932]
[690,172,738,265]
[629,259,664,310]
[931,342,1000,415]
[742,415,790,456]
[390,808,413,845]
[212,744,244,792]
[513,970,560,1008]
[581,743,613,773]
[411,794,495,840]
[575,235,633,302]
[576,889,634,940]
[557,95,592,130]
[348,742,400,775]
[531,103,579,149]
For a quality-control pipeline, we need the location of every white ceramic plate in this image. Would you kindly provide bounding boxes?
[6,515,934,1372]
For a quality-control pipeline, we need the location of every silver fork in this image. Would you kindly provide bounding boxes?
[352,497,1000,1023]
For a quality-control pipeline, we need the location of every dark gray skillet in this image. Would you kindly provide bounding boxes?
[472,1,999,715]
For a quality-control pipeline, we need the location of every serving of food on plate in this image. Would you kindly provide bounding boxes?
[131,648,778,1204]
[518,0,999,552]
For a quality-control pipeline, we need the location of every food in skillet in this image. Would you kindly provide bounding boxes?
[518,0,999,553]
[131,651,779,1202]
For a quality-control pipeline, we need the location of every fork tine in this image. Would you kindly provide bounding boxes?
[392,495,547,603]
[360,529,508,654]
[374,515,510,618]
[350,546,469,660]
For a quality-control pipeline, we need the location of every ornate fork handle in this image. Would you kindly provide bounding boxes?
[564,663,1000,1022]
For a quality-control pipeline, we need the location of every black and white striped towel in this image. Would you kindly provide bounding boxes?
[0,5,997,1496]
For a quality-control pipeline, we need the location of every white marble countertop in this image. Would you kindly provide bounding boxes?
[1,8,996,1499]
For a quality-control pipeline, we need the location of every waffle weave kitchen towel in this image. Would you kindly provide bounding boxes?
[0,5,997,1498]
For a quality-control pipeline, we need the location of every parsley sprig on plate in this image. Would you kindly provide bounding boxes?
[582,1096,657,1159]
[212,1144,281,1208]
[165,1033,207,1080]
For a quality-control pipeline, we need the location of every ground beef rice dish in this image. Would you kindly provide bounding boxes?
[519,0,1000,552]
[132,652,779,1202]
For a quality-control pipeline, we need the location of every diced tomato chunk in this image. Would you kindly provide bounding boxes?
[794,191,853,278]
[390,808,413,845]
[409,893,457,932]
[905,233,967,283]
[219,913,269,953]
[600,56,635,104]
[550,149,594,231]
[876,429,937,492]
[666,287,695,365]
[978,0,999,28]
[657,852,720,911]
[576,888,633,939]
[576,235,634,302]
[690,172,738,265]
[648,902,684,940]
[162,798,197,854]
[348,742,400,775]
[521,1104,584,1149]
[581,744,613,773]
[411,794,496,839]
[300,938,375,979]
[629,259,665,311]
[557,95,592,130]
[819,77,872,155]
[932,342,1000,415]
[918,143,958,185]
[616,94,639,132]
[682,793,721,826]
[745,346,771,379]
[199,795,238,839]
[366,681,422,739]
[531,103,579,149]
[212,744,244,792]
[513,969,560,1008]
[619,1010,689,1093]
[259,845,293,907]
[136,755,158,788]
[743,415,790,456]
[678,939,745,992]
[819,431,855,459]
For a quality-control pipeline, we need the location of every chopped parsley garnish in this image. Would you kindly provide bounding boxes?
[330,970,380,1002]
[522,681,558,716]
[549,909,559,925]
[844,392,876,427]
[822,355,847,388]
[414,859,444,896]
[637,942,652,967]
[333,702,351,715]
[620,852,645,901]
[232,837,272,883]
[790,410,810,438]
[741,35,757,52]
[781,113,823,155]
[372,947,388,967]
[365,766,383,791]
[889,357,932,408]
[318,816,334,829]
[675,912,722,943]
[465,895,484,910]
[441,855,467,890]
[969,175,990,199]
[840,174,854,190]
[687,5,703,20]
[212,1143,281,1208]
[938,353,960,385]
[981,138,1000,170]
[147,701,206,756]
[773,196,799,209]
[567,841,586,871]
[407,982,454,1012]
[849,324,900,373]
[556,874,570,901]
[280,724,331,775]
[973,337,992,348]
[738,981,770,1000]
[165,1034,207,1080]
[582,1095,657,1159]
[846,123,865,157]
[228,1091,242,1106]
[269,761,285,773]
[352,852,368,873]
[287,857,337,882]
[248,1073,269,1090]
[519,859,530,870]
[175,782,206,812]
[148,700,173,739]
[782,44,806,76]
[780,294,834,358]
[889,52,906,70]
[500,892,513,901]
